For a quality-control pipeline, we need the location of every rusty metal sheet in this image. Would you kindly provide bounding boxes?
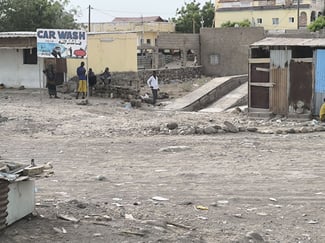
[289,61,312,112]
[250,63,269,83]
[0,180,9,231]
[55,58,67,73]
[249,62,270,109]
[270,68,288,114]
[0,37,36,49]
[250,86,269,109]
[251,37,325,47]
[270,50,290,115]
[0,32,36,38]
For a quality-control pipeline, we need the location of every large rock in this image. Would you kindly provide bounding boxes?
[167,122,178,130]
[203,126,217,134]
[223,121,239,133]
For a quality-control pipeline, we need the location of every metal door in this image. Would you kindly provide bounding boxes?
[270,49,291,115]
[314,49,325,115]
[289,61,312,113]
[250,63,270,109]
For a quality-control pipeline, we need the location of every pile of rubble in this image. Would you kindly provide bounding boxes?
[0,159,53,181]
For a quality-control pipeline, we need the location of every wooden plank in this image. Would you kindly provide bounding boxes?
[250,82,274,87]
[23,165,44,176]
[255,67,269,72]
[291,58,313,63]
[249,58,270,64]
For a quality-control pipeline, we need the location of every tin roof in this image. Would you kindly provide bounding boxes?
[251,37,325,47]
[0,32,36,38]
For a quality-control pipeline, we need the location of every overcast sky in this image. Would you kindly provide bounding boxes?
[68,0,212,23]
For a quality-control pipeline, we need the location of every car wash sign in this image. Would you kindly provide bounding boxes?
[36,29,87,59]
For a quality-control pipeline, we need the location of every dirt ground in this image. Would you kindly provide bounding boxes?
[0,84,325,243]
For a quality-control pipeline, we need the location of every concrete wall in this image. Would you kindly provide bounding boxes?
[157,33,200,50]
[200,27,265,76]
[66,32,138,79]
[156,33,201,66]
[89,22,175,49]
[90,22,175,33]
[0,49,44,88]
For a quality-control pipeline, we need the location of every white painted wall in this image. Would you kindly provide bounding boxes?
[0,49,44,88]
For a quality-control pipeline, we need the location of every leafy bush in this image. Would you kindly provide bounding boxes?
[221,19,251,28]
[308,16,325,32]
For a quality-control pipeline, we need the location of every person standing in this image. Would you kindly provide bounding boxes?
[76,61,87,99]
[100,67,112,91]
[147,71,159,105]
[43,64,59,98]
[88,68,97,96]
[320,98,325,121]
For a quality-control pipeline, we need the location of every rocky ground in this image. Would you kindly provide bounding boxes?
[0,84,325,243]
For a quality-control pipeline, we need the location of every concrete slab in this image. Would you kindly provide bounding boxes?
[200,83,248,113]
[163,75,247,111]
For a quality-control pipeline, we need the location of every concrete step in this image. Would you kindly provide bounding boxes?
[200,83,247,113]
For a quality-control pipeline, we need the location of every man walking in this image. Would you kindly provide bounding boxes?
[147,71,159,105]
[76,61,87,99]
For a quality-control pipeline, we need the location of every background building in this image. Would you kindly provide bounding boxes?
[215,0,324,30]
[66,32,138,78]
[0,31,137,88]
[87,16,175,50]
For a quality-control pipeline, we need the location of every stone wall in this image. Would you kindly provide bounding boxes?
[138,67,202,86]
[63,67,202,99]
[96,67,201,98]
[107,67,202,87]
[137,53,167,69]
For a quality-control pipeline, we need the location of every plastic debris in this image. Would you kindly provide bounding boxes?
[196,205,208,210]
[152,196,169,201]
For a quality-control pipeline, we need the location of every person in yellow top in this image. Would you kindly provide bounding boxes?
[320,98,325,121]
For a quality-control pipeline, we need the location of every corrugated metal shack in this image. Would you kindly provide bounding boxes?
[249,37,325,118]
[0,161,39,232]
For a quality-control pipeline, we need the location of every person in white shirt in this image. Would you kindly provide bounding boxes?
[147,71,159,105]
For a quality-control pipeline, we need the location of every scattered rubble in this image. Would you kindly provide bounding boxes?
[0,115,8,123]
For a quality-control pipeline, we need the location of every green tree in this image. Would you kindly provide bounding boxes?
[201,1,215,28]
[0,0,78,32]
[308,16,325,32]
[172,0,215,33]
[221,19,251,28]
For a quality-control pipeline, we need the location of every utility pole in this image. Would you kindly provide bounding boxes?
[192,18,195,33]
[88,5,91,32]
[297,0,300,29]
[141,15,144,56]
